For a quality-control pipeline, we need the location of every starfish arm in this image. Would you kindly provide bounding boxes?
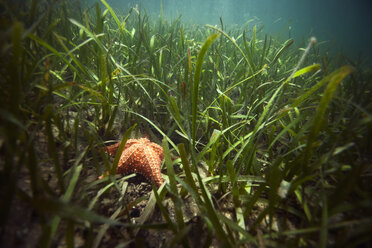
[149,143,164,161]
[142,146,164,187]
[105,139,138,156]
[105,142,121,155]
[116,143,140,174]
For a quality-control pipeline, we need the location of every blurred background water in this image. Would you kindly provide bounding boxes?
[89,0,372,62]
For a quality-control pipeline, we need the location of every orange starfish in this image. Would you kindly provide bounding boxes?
[103,138,164,187]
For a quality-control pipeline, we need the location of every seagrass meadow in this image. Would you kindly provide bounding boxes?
[1,0,372,247]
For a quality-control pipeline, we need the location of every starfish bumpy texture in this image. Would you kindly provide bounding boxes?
[104,138,164,187]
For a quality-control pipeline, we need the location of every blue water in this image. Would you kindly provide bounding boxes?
[99,0,372,61]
